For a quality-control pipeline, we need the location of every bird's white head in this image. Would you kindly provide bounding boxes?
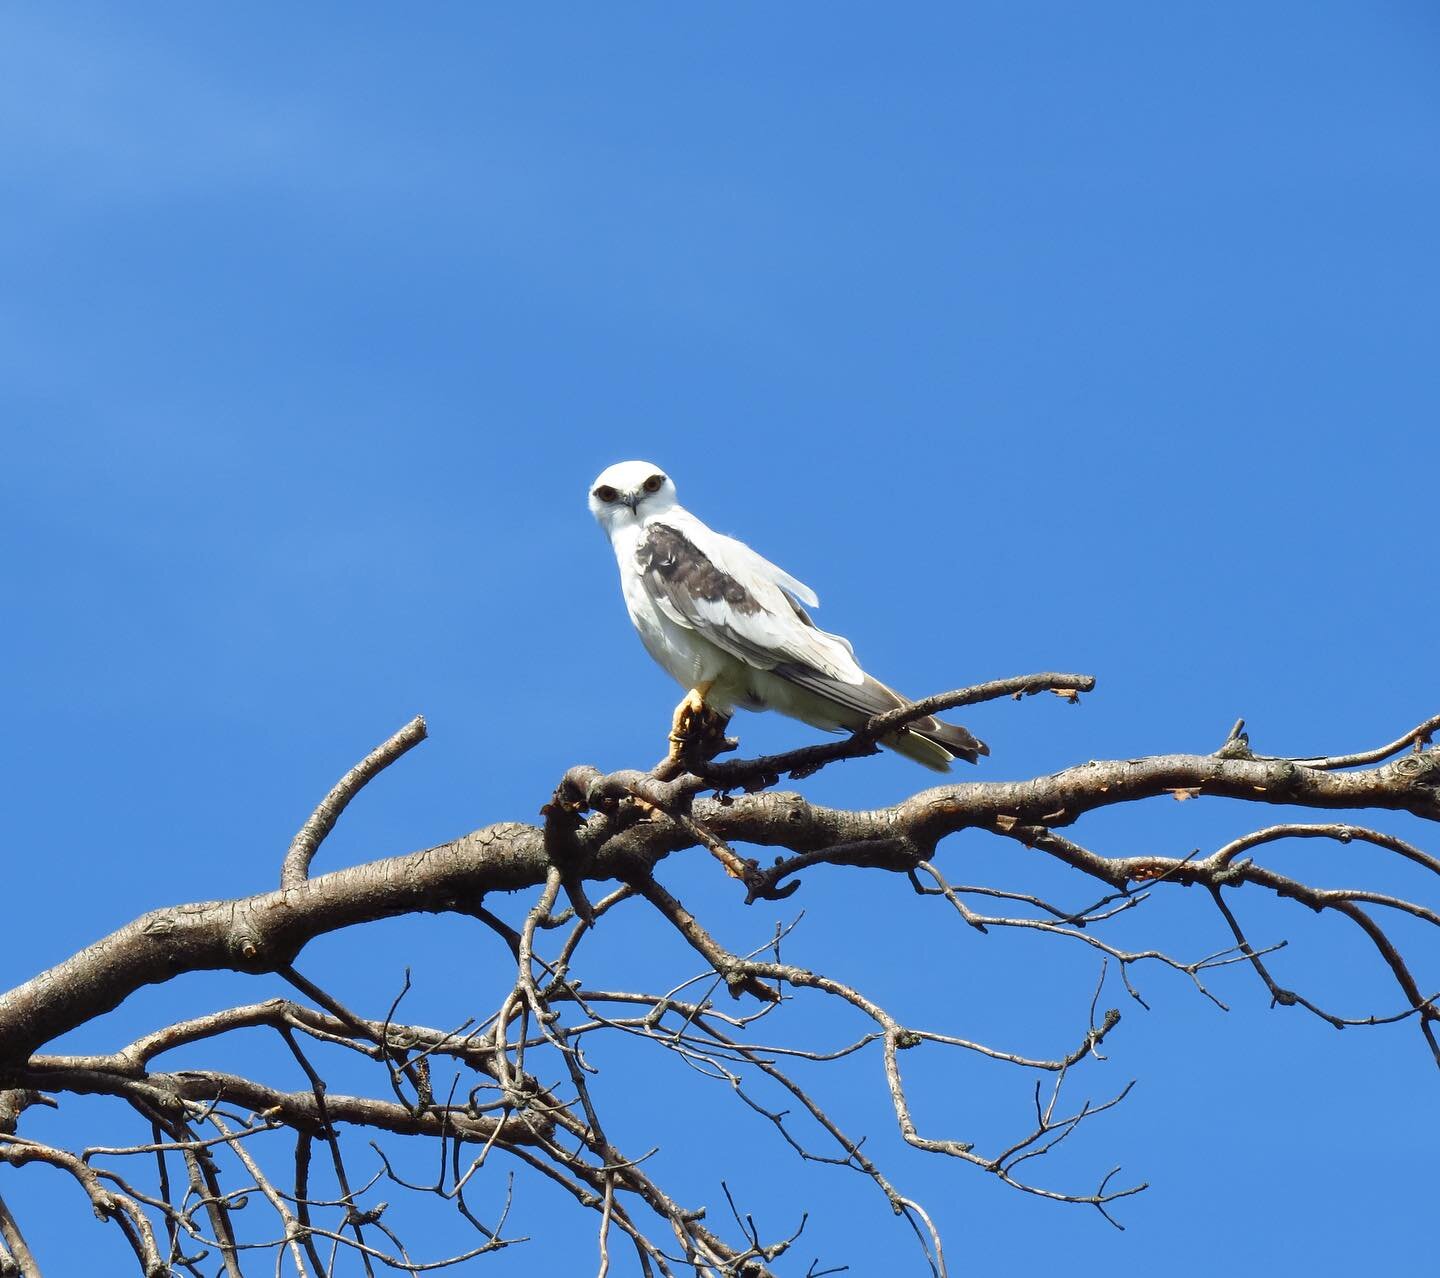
[588,460,678,534]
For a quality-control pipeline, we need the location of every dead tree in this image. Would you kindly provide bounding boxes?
[1,672,1437,1275]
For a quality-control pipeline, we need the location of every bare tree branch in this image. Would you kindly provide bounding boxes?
[282,714,428,889]
[1,685,1436,1273]
[0,1193,40,1278]
[5,736,1437,1064]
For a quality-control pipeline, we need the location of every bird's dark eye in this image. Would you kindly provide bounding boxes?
[643,474,665,494]
[594,485,619,503]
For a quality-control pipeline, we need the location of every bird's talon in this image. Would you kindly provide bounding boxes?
[667,683,721,761]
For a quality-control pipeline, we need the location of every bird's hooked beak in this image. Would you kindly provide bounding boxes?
[620,492,640,514]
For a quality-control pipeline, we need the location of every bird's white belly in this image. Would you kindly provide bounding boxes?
[609,518,766,711]
[622,569,724,686]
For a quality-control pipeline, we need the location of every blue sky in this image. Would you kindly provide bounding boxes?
[3,3,1439,1273]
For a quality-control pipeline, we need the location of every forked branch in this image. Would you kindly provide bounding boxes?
[1,678,1436,1273]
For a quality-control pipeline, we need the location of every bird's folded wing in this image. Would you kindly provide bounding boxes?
[636,520,864,685]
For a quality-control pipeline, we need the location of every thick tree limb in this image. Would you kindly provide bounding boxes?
[3,743,1438,1064]
[3,692,1438,1275]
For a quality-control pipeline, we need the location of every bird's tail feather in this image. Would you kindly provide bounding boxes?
[882,729,959,772]
[773,663,989,770]
[855,675,989,770]
[896,715,989,769]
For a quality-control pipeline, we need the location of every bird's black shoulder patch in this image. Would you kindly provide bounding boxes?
[638,524,762,615]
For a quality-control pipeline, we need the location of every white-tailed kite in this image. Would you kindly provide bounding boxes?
[589,460,987,771]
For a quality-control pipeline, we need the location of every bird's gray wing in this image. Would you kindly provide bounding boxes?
[635,521,863,684]
[635,519,987,765]
[770,609,988,764]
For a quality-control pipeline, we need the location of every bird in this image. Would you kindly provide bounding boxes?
[588,460,987,771]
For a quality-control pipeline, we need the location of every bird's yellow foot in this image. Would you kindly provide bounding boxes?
[665,684,731,772]
[669,685,712,745]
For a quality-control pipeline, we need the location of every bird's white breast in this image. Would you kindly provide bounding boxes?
[607,517,733,691]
